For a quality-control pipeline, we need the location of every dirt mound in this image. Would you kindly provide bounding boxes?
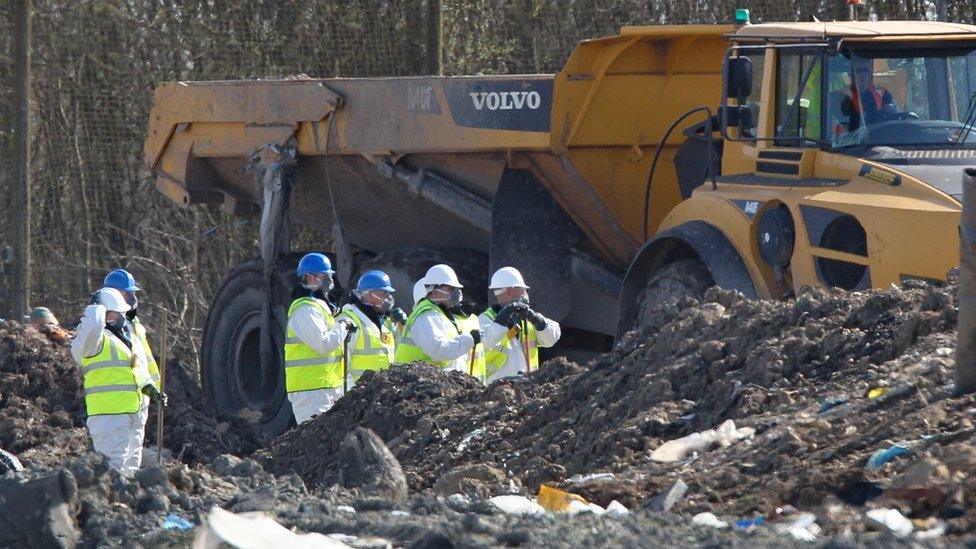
[264,277,976,538]
[0,321,261,467]
[0,323,90,467]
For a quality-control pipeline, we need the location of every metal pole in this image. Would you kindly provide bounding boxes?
[156,313,168,464]
[11,0,31,319]
[426,0,442,76]
[957,169,976,393]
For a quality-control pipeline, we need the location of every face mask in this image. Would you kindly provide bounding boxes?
[107,314,126,330]
[362,291,394,313]
[303,274,334,292]
[431,287,462,308]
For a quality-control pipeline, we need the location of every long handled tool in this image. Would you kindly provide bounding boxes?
[343,329,353,395]
[155,312,168,465]
[520,319,532,373]
[468,344,477,377]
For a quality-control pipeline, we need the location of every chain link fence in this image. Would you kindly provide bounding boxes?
[0,0,966,365]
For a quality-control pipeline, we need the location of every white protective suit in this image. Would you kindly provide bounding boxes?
[71,304,154,475]
[480,307,561,382]
[409,307,475,373]
[286,297,348,423]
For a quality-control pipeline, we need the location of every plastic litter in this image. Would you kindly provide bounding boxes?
[866,441,912,471]
[914,519,947,540]
[817,396,848,414]
[537,485,601,515]
[866,508,914,538]
[162,513,193,531]
[867,387,888,399]
[734,516,765,530]
[774,512,819,541]
[606,500,630,518]
[565,472,616,484]
[194,506,349,548]
[336,505,356,515]
[489,495,546,516]
[0,448,24,475]
[692,512,729,529]
[389,510,410,517]
[456,428,485,452]
[651,420,755,463]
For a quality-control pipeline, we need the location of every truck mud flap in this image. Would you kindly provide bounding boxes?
[490,169,582,320]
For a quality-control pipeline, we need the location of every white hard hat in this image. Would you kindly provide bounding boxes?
[413,279,427,306]
[489,266,529,290]
[422,264,463,288]
[97,287,131,313]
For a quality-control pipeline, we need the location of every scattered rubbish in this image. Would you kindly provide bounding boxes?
[652,420,755,463]
[606,500,630,518]
[389,510,410,518]
[774,513,819,542]
[565,473,616,484]
[489,495,546,516]
[537,485,605,515]
[0,448,24,475]
[914,519,947,540]
[692,512,728,529]
[328,533,392,549]
[456,428,485,452]
[734,516,765,530]
[865,508,914,538]
[336,505,356,515]
[194,506,348,548]
[162,513,193,531]
[645,479,688,512]
[446,494,469,507]
[817,396,848,414]
[866,442,912,471]
[867,387,888,399]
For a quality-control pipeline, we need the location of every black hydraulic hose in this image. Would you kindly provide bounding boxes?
[641,106,715,242]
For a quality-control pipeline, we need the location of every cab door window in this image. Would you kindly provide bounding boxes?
[775,50,823,146]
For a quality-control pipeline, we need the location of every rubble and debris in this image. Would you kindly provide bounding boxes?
[7,275,976,544]
[866,441,913,470]
[651,419,755,462]
[865,507,915,537]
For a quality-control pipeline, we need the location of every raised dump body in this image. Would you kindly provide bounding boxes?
[145,25,731,336]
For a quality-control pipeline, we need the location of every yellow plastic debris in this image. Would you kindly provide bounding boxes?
[867,387,888,399]
[537,485,587,512]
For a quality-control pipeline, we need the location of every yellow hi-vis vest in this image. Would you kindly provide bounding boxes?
[284,297,343,392]
[395,299,486,379]
[81,330,141,416]
[483,307,539,377]
[132,318,160,386]
[338,304,395,383]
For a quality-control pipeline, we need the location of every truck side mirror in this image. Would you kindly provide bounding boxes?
[724,57,753,102]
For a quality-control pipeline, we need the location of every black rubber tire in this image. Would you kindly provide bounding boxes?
[200,253,305,437]
[357,247,489,312]
[631,259,714,332]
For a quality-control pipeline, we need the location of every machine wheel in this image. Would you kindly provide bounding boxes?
[630,259,714,333]
[200,254,303,437]
[358,247,489,311]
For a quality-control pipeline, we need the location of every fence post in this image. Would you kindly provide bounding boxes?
[957,168,976,394]
[426,0,442,76]
[11,0,31,320]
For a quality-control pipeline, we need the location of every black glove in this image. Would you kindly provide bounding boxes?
[469,329,482,345]
[493,304,520,328]
[525,308,548,331]
[337,317,358,332]
[388,307,407,324]
[142,385,168,407]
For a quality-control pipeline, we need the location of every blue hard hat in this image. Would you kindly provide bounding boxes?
[103,269,140,292]
[296,253,334,277]
[356,270,395,293]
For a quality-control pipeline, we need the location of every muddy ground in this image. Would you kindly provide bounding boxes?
[2,276,975,546]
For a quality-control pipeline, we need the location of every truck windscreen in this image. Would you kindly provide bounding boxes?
[828,45,976,148]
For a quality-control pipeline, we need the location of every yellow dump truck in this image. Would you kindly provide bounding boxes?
[146,20,976,431]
